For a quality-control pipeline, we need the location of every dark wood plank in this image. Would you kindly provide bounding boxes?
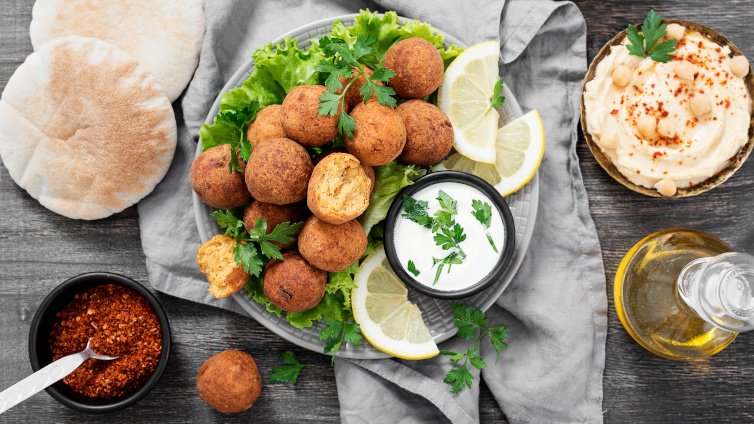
[1,1,753,423]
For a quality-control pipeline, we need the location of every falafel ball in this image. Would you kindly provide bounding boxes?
[243,200,310,249]
[383,37,444,99]
[298,216,367,272]
[313,147,375,193]
[197,350,262,413]
[281,85,346,147]
[338,65,386,109]
[396,99,454,166]
[190,144,251,209]
[245,138,313,205]
[308,153,371,225]
[344,101,406,166]
[246,104,286,148]
[263,251,327,312]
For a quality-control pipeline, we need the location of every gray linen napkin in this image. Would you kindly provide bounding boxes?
[137,0,606,422]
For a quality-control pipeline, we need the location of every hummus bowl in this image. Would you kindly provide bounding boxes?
[580,19,754,197]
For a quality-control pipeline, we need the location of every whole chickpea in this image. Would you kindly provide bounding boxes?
[637,115,657,138]
[673,61,695,80]
[689,93,711,116]
[612,65,632,87]
[657,118,677,138]
[730,56,750,78]
[666,24,686,41]
[654,178,677,197]
[600,132,618,150]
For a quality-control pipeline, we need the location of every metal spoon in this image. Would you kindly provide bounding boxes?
[0,338,118,414]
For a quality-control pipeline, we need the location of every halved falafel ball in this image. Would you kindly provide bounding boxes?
[190,144,251,209]
[243,200,310,249]
[281,85,346,147]
[245,138,313,205]
[263,251,327,312]
[383,37,444,99]
[338,65,386,109]
[396,99,454,166]
[197,350,261,413]
[298,216,367,272]
[308,153,371,225]
[313,147,375,193]
[246,104,286,148]
[344,101,406,166]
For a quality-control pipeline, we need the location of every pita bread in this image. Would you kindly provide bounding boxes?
[30,0,205,102]
[0,36,177,220]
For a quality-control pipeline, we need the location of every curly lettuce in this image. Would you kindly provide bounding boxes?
[358,162,427,236]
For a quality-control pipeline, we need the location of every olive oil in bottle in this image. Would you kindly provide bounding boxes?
[614,229,754,360]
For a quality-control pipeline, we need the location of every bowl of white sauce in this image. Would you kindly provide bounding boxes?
[384,171,516,299]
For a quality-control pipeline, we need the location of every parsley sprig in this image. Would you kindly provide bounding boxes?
[319,318,362,364]
[401,191,467,284]
[626,10,677,63]
[440,302,509,394]
[431,191,466,284]
[215,102,261,173]
[212,209,305,277]
[471,200,498,253]
[316,35,397,138]
[407,260,420,277]
[269,351,314,385]
[485,79,506,116]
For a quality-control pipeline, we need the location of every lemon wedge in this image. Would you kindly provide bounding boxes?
[440,110,545,197]
[438,40,501,164]
[351,246,439,360]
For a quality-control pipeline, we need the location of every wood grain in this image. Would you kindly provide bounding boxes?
[1,1,753,423]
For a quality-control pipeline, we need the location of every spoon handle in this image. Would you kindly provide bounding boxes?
[0,352,86,414]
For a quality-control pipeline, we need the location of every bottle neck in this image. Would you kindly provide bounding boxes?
[677,252,754,333]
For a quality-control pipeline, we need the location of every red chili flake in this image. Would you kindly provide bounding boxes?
[699,89,705,94]
[663,171,669,175]
[49,284,162,398]
[725,99,731,108]
[693,72,699,80]
[611,109,619,115]
[661,111,669,117]
[698,41,704,48]
[716,47,721,53]
[636,170,641,174]
[730,155,737,161]
[674,87,683,97]
[653,151,664,157]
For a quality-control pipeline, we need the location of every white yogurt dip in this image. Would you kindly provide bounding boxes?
[393,181,504,291]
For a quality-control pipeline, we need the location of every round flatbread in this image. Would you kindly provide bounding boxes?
[30,0,205,102]
[0,36,177,220]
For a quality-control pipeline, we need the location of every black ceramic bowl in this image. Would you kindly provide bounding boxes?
[28,272,171,413]
[384,170,516,299]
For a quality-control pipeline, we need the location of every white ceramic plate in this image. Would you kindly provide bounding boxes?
[194,13,539,359]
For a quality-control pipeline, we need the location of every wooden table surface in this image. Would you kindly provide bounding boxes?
[1,1,753,422]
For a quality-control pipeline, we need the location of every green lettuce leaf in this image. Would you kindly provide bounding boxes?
[244,275,283,316]
[286,260,360,328]
[328,10,462,69]
[252,36,324,94]
[358,161,427,236]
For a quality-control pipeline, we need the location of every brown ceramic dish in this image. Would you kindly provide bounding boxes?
[580,19,754,197]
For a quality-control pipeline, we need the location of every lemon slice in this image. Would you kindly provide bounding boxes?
[439,110,545,196]
[438,41,501,164]
[351,246,439,360]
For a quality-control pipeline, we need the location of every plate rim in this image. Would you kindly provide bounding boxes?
[194,12,540,359]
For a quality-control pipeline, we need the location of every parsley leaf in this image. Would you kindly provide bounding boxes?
[626,10,677,63]
[212,213,305,277]
[441,302,509,394]
[471,200,498,253]
[486,79,506,115]
[319,318,362,364]
[316,34,397,137]
[269,351,314,385]
[401,195,433,228]
[407,260,420,276]
[215,102,261,172]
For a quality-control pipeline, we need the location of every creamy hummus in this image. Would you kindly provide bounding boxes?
[584,30,751,192]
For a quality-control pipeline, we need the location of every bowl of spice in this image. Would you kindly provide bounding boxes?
[28,272,170,413]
